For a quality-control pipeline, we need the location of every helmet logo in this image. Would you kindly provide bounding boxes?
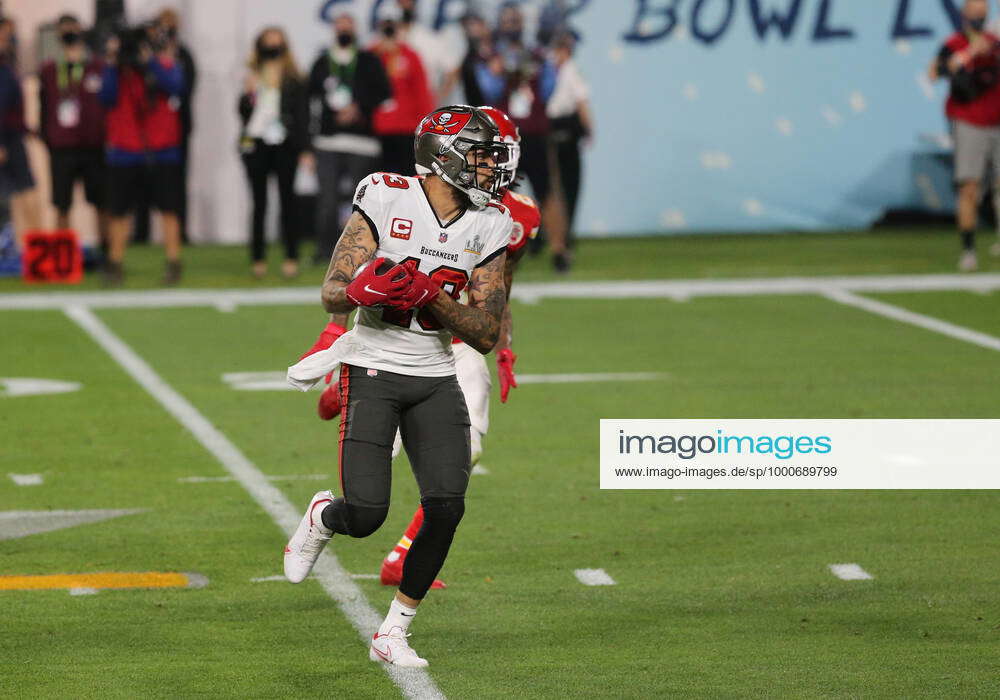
[420,109,473,136]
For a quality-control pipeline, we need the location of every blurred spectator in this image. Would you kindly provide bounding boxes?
[155,8,196,243]
[370,3,434,176]
[99,26,186,285]
[238,27,308,280]
[396,0,461,105]
[458,12,491,105]
[133,9,196,245]
[930,0,1000,271]
[476,2,568,271]
[0,18,42,247]
[547,31,593,250]
[307,11,390,264]
[38,14,108,248]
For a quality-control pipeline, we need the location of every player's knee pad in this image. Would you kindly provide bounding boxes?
[419,496,465,535]
[343,503,388,538]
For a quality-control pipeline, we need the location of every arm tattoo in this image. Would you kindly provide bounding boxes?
[495,246,523,351]
[428,252,506,354]
[320,211,378,313]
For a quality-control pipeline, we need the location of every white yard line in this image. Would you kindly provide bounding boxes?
[64,305,444,700]
[828,563,874,581]
[178,474,328,484]
[574,569,616,586]
[823,290,1000,353]
[517,372,667,384]
[3,273,1000,310]
[8,473,43,486]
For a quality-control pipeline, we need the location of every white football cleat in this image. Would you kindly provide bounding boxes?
[283,490,334,583]
[369,628,429,668]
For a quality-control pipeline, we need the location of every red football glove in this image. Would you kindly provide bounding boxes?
[298,321,347,361]
[345,257,411,307]
[317,380,342,420]
[496,349,517,403]
[388,260,442,311]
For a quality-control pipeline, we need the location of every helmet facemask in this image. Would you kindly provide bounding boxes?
[456,140,516,204]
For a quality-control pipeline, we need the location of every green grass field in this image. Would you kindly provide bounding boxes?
[2,232,999,698]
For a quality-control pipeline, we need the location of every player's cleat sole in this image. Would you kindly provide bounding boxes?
[283,490,334,583]
[369,630,429,667]
[317,383,341,421]
[379,555,446,589]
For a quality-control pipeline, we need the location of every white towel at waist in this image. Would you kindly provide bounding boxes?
[286,329,362,392]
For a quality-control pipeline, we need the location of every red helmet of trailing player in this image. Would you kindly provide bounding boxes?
[477,105,521,191]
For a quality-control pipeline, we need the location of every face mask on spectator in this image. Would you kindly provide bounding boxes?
[336,32,354,48]
[382,23,397,39]
[501,29,522,43]
[967,18,987,31]
[259,45,285,60]
[60,31,80,45]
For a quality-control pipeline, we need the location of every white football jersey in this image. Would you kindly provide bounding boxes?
[339,173,513,377]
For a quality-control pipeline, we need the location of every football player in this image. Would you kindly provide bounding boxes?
[299,107,540,590]
[379,106,540,589]
[283,105,514,668]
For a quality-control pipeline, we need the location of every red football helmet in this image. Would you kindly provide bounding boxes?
[478,106,521,190]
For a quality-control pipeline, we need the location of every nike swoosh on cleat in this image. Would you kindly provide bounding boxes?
[284,546,292,553]
[400,612,414,617]
[371,644,392,662]
[364,285,388,296]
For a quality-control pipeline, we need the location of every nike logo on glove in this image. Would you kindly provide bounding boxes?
[364,285,388,296]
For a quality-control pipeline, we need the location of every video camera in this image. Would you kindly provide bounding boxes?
[111,21,171,68]
[114,24,148,67]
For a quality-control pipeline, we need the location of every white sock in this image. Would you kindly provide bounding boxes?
[378,598,417,636]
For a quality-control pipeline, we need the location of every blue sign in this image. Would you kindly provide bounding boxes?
[566,1,964,235]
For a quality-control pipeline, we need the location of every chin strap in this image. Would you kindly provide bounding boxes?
[431,161,489,209]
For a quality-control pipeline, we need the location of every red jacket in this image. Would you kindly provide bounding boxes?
[371,42,434,136]
[39,59,106,149]
[940,31,1000,127]
[101,59,183,153]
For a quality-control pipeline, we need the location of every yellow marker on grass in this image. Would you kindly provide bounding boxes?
[0,572,208,593]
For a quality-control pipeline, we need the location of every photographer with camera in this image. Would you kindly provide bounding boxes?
[131,8,196,245]
[98,24,186,286]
